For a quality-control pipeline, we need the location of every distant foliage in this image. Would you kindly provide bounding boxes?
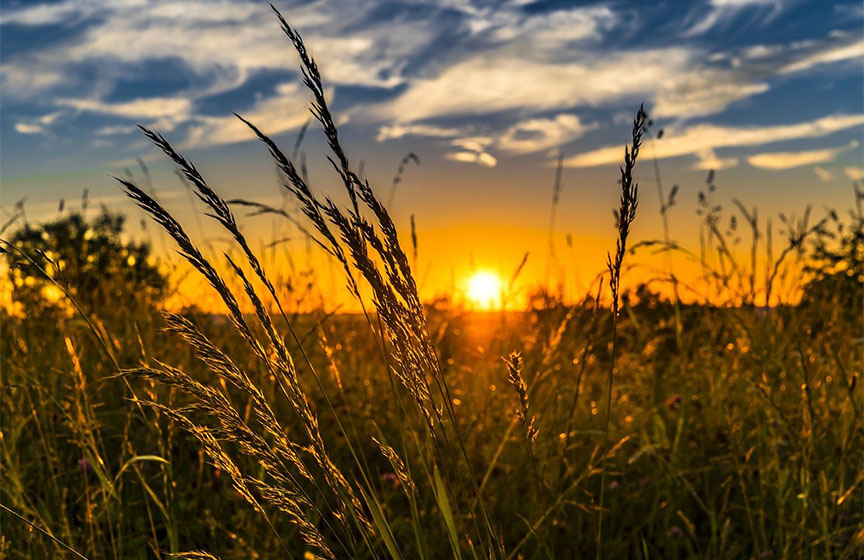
[802,185,864,316]
[6,211,166,315]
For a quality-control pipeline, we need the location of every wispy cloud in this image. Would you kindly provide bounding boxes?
[565,114,864,168]
[683,0,781,37]
[1,0,433,145]
[446,151,497,168]
[375,29,862,127]
[844,166,864,181]
[497,114,594,154]
[377,123,464,142]
[2,0,430,99]
[184,83,310,147]
[813,166,834,181]
[381,113,594,163]
[446,136,497,167]
[747,141,858,170]
[1,63,65,98]
[94,125,138,136]
[463,4,616,45]
[14,122,46,135]
[0,0,146,26]
[12,111,66,135]
[779,38,864,74]
[379,48,764,122]
[695,148,738,170]
[59,97,193,120]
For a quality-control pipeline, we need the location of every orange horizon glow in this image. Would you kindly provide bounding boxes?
[0,211,831,317]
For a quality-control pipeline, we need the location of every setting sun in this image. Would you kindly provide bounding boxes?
[466,271,502,310]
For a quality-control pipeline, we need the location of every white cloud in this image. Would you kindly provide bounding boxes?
[813,166,834,181]
[471,6,616,46]
[565,114,864,168]
[653,81,768,119]
[59,97,193,120]
[95,125,137,136]
[451,136,494,153]
[12,111,66,135]
[844,167,864,181]
[381,48,757,121]
[748,148,837,169]
[0,0,145,26]
[684,0,781,37]
[446,151,497,168]
[695,148,739,170]
[497,114,593,154]
[1,63,65,97]
[14,122,46,134]
[54,84,308,148]
[378,113,593,158]
[747,142,858,170]
[780,39,864,74]
[377,123,464,142]
[2,0,861,160]
[378,34,859,122]
[0,0,445,153]
[184,82,309,147]
[2,0,430,104]
[37,111,64,126]
[444,135,497,167]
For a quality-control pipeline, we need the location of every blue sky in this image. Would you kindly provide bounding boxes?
[1,0,862,297]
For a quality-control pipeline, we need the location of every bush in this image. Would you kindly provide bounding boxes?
[6,210,166,316]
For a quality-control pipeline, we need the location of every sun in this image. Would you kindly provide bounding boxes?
[465,271,502,310]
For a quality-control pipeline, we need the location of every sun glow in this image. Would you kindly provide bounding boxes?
[465,271,502,310]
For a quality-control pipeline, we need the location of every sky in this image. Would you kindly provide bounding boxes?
[1,0,862,305]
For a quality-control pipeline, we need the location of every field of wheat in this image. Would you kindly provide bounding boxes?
[1,5,862,560]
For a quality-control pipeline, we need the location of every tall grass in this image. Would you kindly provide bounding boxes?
[115,5,505,557]
[598,104,647,557]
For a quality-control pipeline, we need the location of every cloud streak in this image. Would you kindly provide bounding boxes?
[497,114,593,154]
[683,0,781,37]
[565,114,864,168]
[747,141,858,170]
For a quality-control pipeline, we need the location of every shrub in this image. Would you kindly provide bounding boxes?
[6,210,166,316]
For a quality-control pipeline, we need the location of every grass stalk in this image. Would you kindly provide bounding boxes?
[597,104,647,558]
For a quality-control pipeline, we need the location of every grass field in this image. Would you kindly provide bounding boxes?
[1,5,862,559]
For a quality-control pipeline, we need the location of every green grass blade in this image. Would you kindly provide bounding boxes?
[358,485,404,560]
[113,454,169,485]
[433,465,463,560]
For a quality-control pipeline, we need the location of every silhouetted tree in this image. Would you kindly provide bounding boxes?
[6,210,166,316]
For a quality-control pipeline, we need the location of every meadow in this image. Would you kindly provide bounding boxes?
[1,6,862,559]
